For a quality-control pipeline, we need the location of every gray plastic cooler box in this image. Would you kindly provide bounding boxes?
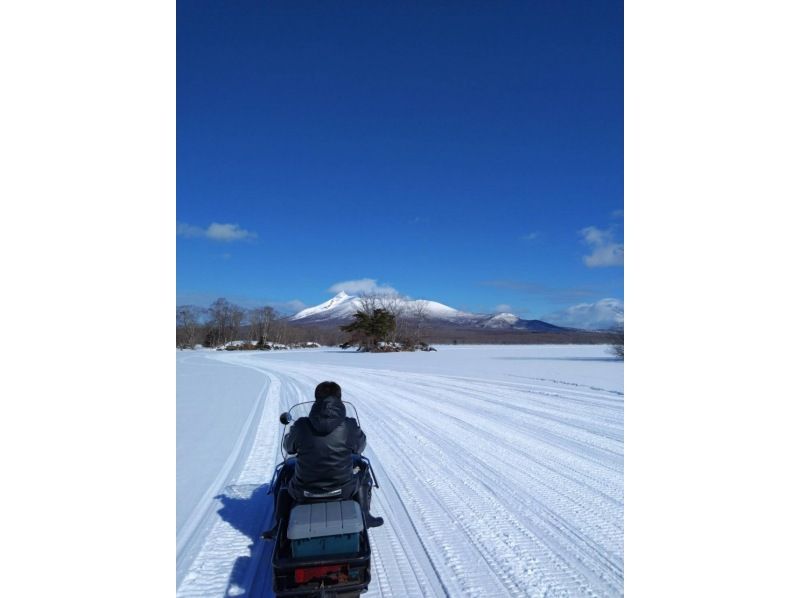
[286,500,364,558]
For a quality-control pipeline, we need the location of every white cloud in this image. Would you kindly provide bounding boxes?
[328,278,398,295]
[494,304,513,313]
[177,222,257,242]
[543,298,624,330]
[206,222,256,241]
[176,222,205,238]
[521,231,540,241]
[580,226,623,267]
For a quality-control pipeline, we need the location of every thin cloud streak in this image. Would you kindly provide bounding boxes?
[177,222,257,242]
[328,278,398,295]
[481,280,596,303]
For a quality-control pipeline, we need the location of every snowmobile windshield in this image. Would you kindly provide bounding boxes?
[285,400,360,425]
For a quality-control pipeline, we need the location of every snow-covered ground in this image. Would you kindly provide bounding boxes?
[177,345,623,597]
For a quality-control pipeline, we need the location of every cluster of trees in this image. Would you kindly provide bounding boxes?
[339,294,431,352]
[341,308,397,351]
[177,293,433,351]
[176,298,342,349]
[610,328,624,359]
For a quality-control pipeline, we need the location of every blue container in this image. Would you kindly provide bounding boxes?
[291,532,360,558]
[287,500,364,558]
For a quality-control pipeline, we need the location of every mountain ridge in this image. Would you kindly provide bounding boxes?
[289,292,572,332]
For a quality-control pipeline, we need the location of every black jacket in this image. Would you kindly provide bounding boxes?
[284,397,367,493]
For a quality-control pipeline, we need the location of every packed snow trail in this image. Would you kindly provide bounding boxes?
[176,346,623,597]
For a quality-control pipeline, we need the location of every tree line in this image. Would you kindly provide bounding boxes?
[176,293,619,351]
[176,298,345,349]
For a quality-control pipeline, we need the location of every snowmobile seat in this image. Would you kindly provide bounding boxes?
[287,500,364,558]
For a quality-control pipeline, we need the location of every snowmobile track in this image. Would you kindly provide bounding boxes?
[177,347,623,597]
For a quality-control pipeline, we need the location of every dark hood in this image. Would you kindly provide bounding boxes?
[308,396,346,435]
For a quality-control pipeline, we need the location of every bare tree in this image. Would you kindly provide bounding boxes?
[249,306,278,345]
[207,298,245,346]
[357,293,380,318]
[317,327,346,347]
[231,305,246,341]
[271,319,289,345]
[377,293,407,343]
[409,300,430,347]
[176,305,204,348]
[609,327,624,359]
[208,298,231,346]
[377,293,405,317]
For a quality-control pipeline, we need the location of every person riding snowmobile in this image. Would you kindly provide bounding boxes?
[262,381,383,540]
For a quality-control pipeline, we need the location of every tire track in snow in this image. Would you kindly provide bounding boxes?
[231,360,449,598]
[345,370,623,510]
[179,353,446,598]
[343,377,596,597]
[266,357,624,597]
[245,370,310,598]
[248,364,608,595]
[178,349,623,597]
[337,376,622,597]
[366,453,450,598]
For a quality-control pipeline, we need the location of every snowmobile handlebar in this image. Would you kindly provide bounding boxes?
[360,456,379,489]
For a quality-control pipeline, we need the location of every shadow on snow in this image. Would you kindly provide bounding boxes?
[215,483,275,598]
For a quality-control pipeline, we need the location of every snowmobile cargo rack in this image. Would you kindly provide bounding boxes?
[287,501,364,558]
[272,516,371,596]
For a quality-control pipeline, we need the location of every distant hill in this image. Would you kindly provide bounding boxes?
[479,312,569,332]
[289,292,570,332]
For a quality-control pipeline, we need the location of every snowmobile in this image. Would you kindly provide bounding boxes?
[266,402,380,597]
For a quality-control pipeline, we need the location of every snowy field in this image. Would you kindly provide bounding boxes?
[177,345,623,597]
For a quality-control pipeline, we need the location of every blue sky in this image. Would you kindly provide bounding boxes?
[177,1,623,326]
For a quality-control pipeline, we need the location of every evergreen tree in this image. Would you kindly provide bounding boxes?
[341,308,397,351]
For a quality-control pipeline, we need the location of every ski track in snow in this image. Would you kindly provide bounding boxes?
[177,348,623,597]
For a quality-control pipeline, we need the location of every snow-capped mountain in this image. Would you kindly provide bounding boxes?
[481,313,521,328]
[478,312,568,332]
[289,292,568,331]
[290,292,477,324]
[290,292,356,322]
